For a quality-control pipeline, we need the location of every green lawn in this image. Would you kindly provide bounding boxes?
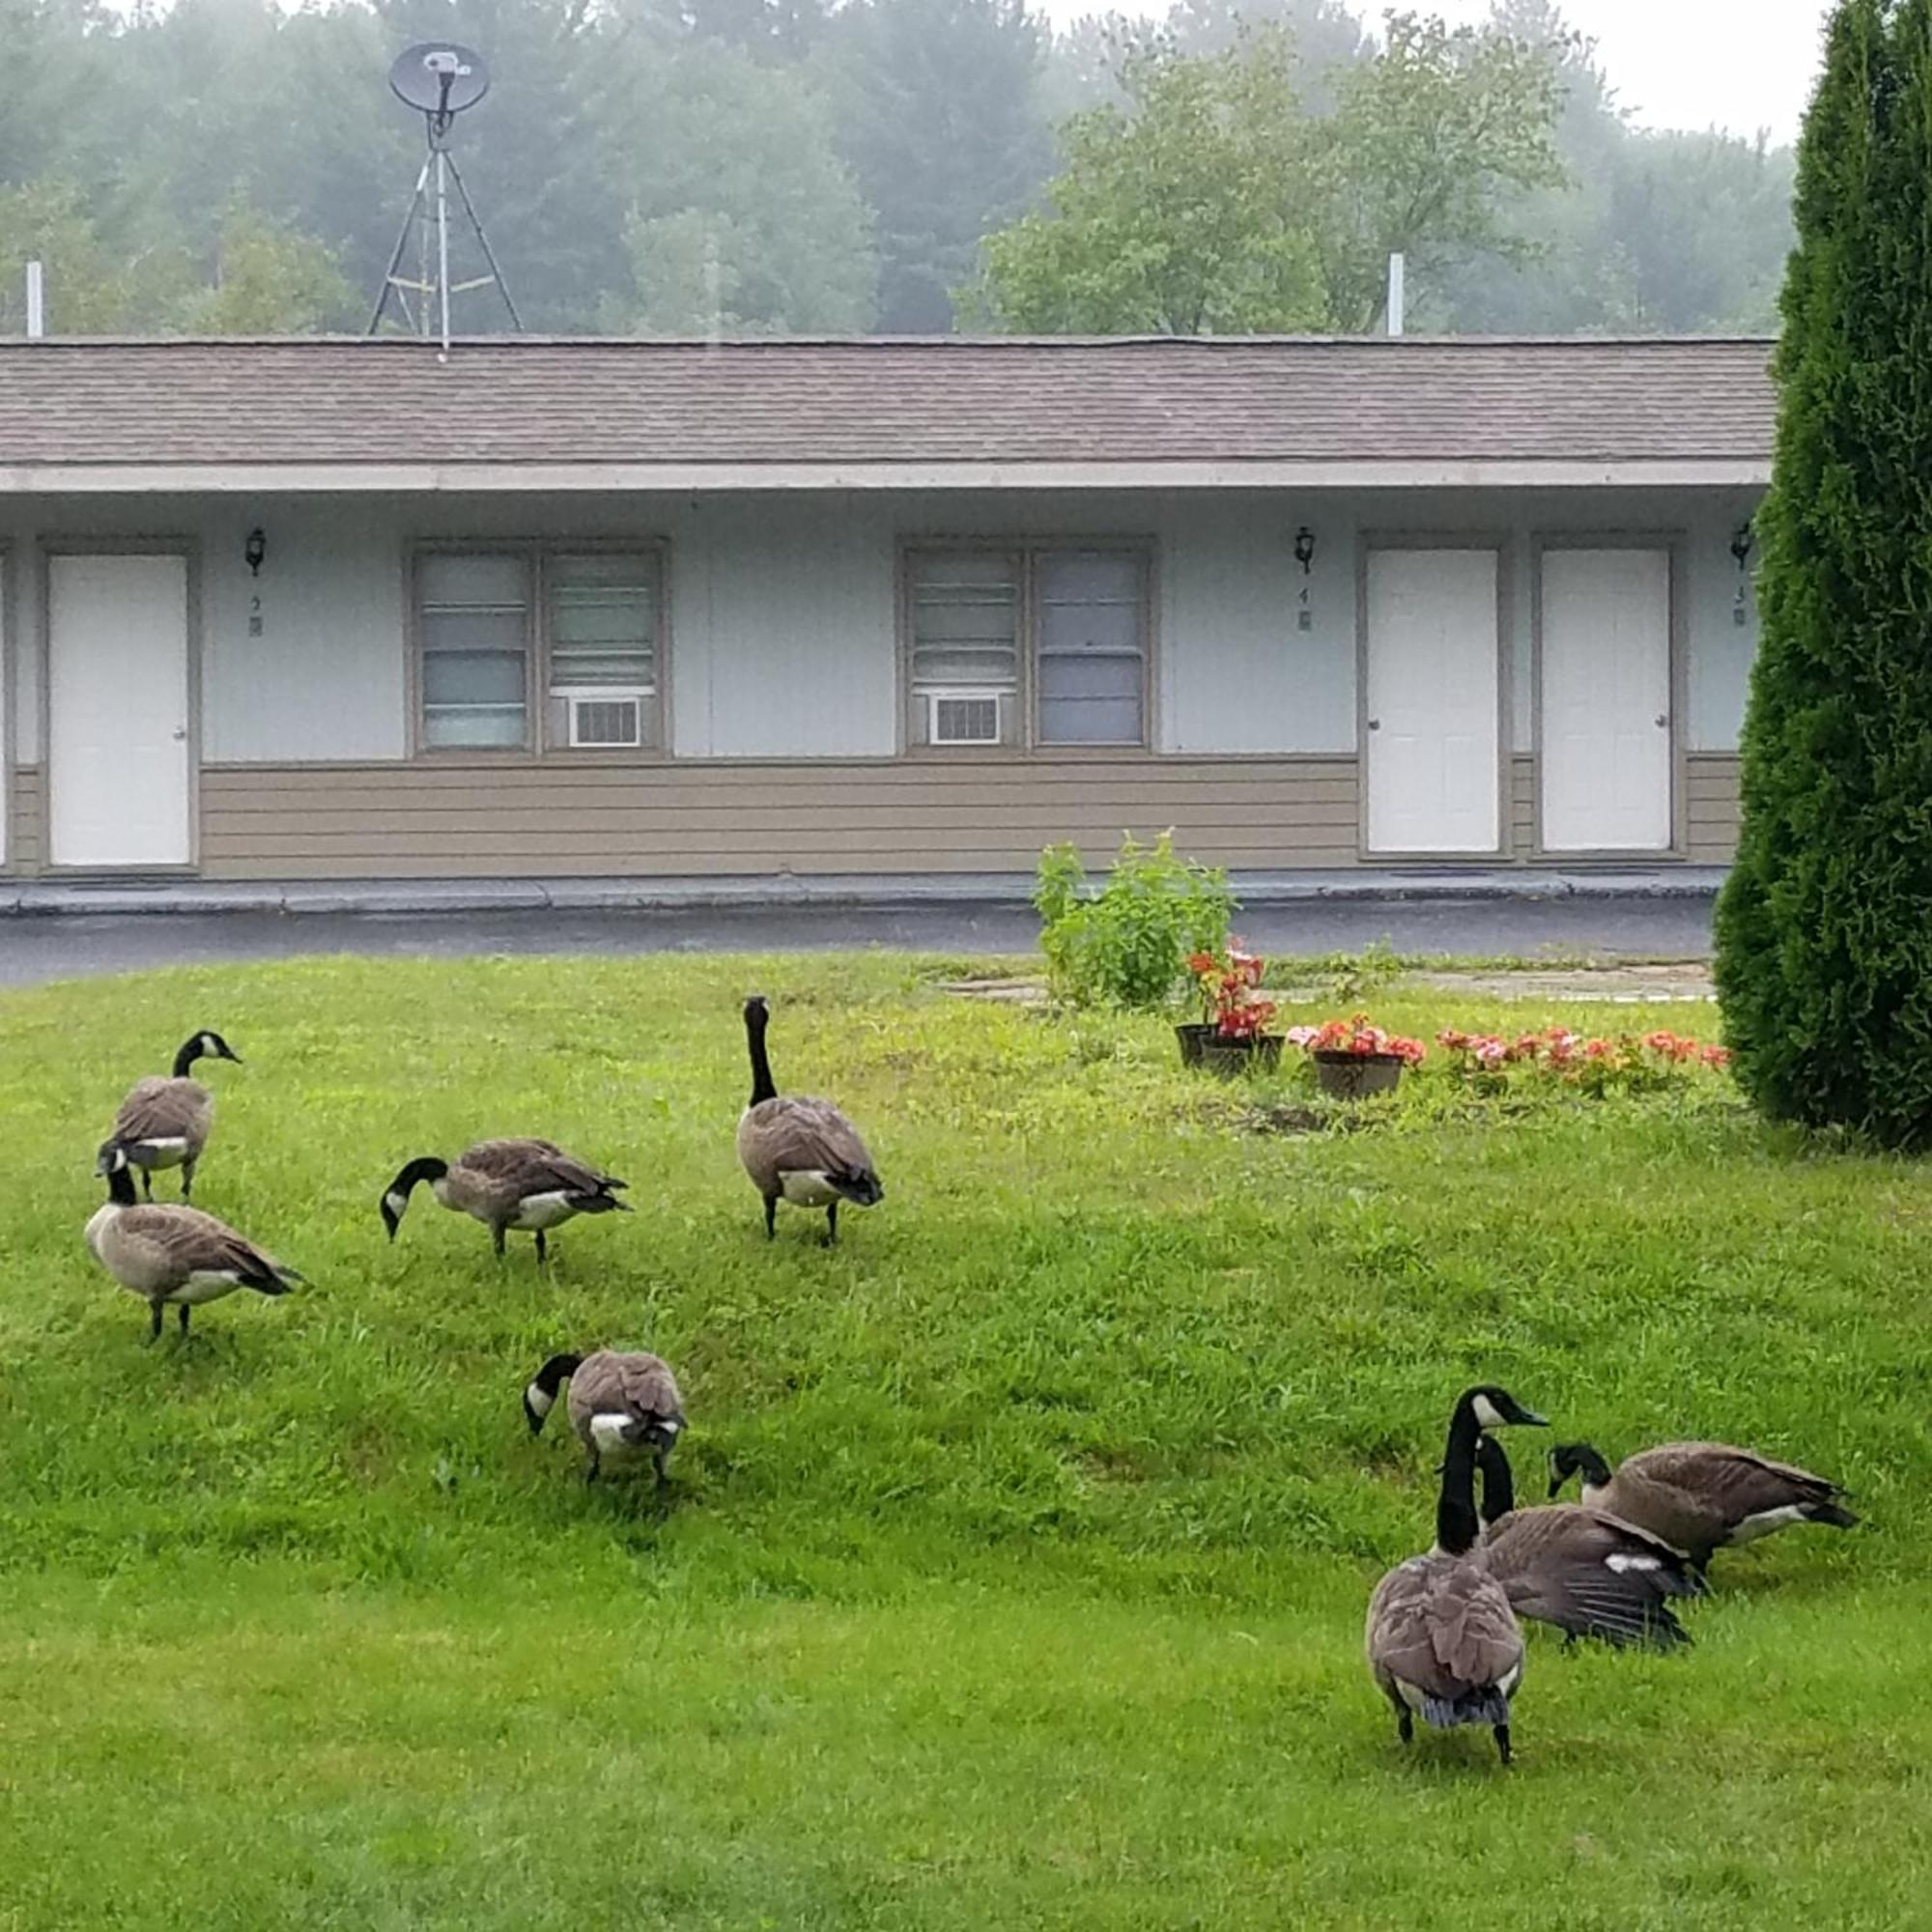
[1,952,1927,1930]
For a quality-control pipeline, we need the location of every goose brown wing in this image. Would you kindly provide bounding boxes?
[1628,1442,1846,1518]
[461,1139,623,1198]
[116,1205,289,1288]
[612,1352,684,1423]
[113,1076,208,1144]
[1368,1555,1521,1696]
[742,1097,877,1186]
[1481,1506,1700,1648]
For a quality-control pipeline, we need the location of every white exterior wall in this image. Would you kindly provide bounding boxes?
[2,482,1764,773]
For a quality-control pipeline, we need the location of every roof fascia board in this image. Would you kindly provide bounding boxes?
[0,458,1772,494]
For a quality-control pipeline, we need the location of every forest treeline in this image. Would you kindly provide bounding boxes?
[0,0,1796,337]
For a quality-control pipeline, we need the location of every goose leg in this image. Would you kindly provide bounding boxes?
[140,1166,154,1202]
[1395,1707,1413,1746]
[825,1201,838,1247]
[763,1194,778,1240]
[178,1304,190,1338]
[492,1223,506,1261]
[1492,1724,1513,1767]
[180,1157,196,1201]
[534,1229,548,1267]
[653,1449,670,1510]
[582,1448,600,1485]
[148,1301,164,1345]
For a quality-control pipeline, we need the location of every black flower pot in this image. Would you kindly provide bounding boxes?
[1176,1023,1218,1067]
[1198,1034,1285,1078]
[1312,1050,1405,1099]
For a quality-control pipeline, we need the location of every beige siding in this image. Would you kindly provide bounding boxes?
[8,764,40,872]
[1687,752,1740,862]
[198,757,1362,878]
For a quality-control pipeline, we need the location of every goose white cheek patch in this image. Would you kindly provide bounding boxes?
[525,1383,554,1419]
[384,1191,409,1219]
[1472,1395,1505,1430]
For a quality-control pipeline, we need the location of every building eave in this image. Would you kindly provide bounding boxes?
[0,457,1774,496]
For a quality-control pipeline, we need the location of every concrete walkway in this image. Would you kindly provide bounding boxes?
[0,867,1728,919]
[0,882,1719,990]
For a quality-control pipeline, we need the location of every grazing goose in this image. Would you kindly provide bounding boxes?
[1475,1435,1703,1650]
[379,1139,629,1263]
[1549,1439,1858,1573]
[106,1029,242,1200]
[1365,1385,1547,1766]
[88,1142,301,1341]
[736,995,882,1244]
[524,1350,686,1491]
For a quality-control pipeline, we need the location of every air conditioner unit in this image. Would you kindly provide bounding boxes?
[926,689,1004,746]
[561,688,648,749]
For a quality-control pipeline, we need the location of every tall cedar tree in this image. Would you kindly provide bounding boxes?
[1715,0,1932,1145]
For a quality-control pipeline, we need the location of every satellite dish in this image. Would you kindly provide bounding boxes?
[388,43,491,120]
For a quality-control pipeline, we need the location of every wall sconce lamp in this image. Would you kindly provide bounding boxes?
[1293,526,1317,575]
[1730,520,1754,626]
[244,527,267,577]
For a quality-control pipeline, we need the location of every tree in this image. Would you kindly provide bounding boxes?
[597,39,876,332]
[971,30,1325,333]
[1318,9,1567,329]
[975,14,1562,335]
[1714,0,1932,1147]
[170,204,357,334]
[819,0,1053,331]
[0,180,135,332]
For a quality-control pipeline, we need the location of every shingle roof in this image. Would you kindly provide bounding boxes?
[0,334,1775,470]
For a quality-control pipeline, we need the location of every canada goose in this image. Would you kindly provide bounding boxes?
[736,996,882,1244]
[1475,1435,1702,1649]
[1548,1439,1859,1572]
[88,1142,301,1341]
[524,1350,686,1491]
[1364,1385,1547,1766]
[106,1029,242,1200]
[379,1139,629,1263]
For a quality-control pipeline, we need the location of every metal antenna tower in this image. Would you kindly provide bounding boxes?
[367,43,523,353]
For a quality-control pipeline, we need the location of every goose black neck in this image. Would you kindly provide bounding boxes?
[171,1037,204,1078]
[105,1163,139,1208]
[1475,1435,1515,1526]
[1436,1404,1484,1556]
[391,1156,449,1196]
[745,1004,778,1106]
[534,1351,583,1398]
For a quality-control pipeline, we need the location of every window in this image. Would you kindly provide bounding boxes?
[418,554,531,750]
[415,547,665,754]
[543,553,662,752]
[906,546,1149,750]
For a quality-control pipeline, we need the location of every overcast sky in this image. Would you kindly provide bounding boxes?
[1046,0,1834,145]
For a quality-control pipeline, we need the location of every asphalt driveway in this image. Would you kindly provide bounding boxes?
[0,894,1715,990]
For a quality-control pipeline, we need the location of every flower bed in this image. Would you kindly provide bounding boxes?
[1436,1024,1729,1096]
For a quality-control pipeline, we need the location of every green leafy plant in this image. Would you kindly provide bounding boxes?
[1329,938,1405,1006]
[1034,831,1234,1009]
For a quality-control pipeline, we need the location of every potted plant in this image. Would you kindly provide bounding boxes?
[1287,1013,1427,1098]
[1180,944,1284,1074]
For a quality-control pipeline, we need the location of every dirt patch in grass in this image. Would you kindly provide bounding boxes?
[944,963,1715,1009]
[936,977,1046,1005]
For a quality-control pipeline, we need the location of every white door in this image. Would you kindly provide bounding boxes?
[1365,548,1501,854]
[48,554,192,867]
[1540,549,1672,852]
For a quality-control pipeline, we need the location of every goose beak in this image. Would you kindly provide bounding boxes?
[1517,1408,1549,1429]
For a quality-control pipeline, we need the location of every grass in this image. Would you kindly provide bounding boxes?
[1,952,1928,1929]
